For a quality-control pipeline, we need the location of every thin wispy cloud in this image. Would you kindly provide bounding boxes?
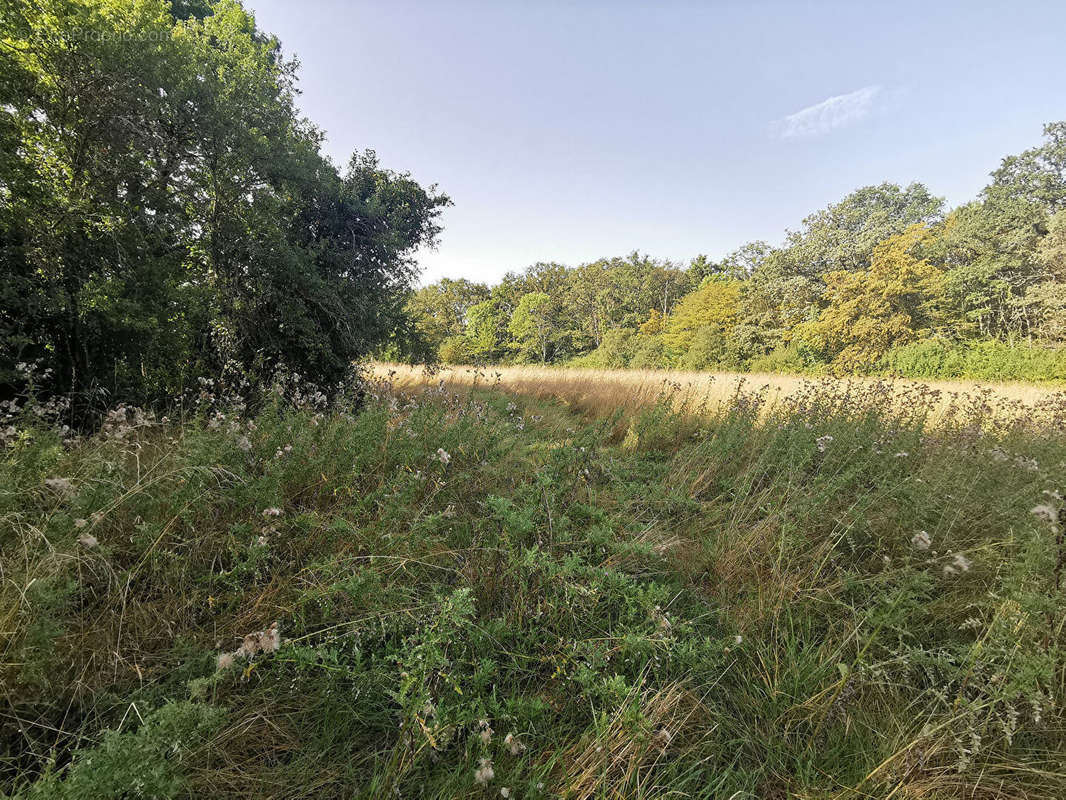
[773,86,881,139]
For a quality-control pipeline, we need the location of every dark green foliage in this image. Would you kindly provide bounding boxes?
[0,0,448,412]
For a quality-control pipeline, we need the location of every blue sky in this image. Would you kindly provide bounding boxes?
[246,0,1066,286]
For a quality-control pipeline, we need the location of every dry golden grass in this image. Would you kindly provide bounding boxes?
[373,362,1066,425]
[555,681,706,800]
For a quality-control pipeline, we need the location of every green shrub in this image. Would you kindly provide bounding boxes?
[628,335,666,369]
[748,341,817,374]
[595,328,639,368]
[878,339,1066,382]
[438,335,474,364]
[14,703,224,800]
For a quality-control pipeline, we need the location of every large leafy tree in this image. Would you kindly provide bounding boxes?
[405,278,489,355]
[560,253,689,349]
[508,291,559,363]
[933,199,1045,338]
[464,298,508,361]
[737,183,945,356]
[719,241,772,279]
[776,182,945,278]
[0,0,447,409]
[930,123,1066,339]
[661,278,741,358]
[987,121,1066,213]
[1028,210,1066,342]
[799,224,948,371]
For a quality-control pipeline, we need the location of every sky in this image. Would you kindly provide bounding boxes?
[245,0,1066,286]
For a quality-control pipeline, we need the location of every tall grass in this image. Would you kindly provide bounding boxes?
[1,373,1064,798]
[379,362,1066,428]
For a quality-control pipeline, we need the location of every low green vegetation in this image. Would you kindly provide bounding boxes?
[2,375,1064,798]
[876,339,1066,383]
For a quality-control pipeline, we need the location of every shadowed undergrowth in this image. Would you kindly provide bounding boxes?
[1,376,1064,798]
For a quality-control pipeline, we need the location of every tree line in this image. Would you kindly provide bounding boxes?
[403,125,1066,381]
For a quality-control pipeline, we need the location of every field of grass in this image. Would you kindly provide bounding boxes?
[2,372,1065,798]
[379,362,1066,428]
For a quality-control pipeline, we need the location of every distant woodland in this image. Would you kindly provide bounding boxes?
[403,125,1066,382]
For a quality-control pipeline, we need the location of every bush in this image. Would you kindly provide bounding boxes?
[878,339,1066,383]
[438,335,474,364]
[628,335,666,369]
[748,341,817,374]
[678,326,751,371]
[14,703,224,800]
[597,328,639,368]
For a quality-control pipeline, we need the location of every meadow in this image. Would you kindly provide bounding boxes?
[380,362,1066,428]
[5,2,1066,798]
[2,370,1064,798]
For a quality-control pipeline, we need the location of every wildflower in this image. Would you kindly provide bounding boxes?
[473,757,494,786]
[263,622,282,652]
[45,477,75,497]
[911,531,932,550]
[894,451,909,458]
[816,435,833,452]
[256,535,269,547]
[74,518,87,529]
[236,436,252,452]
[217,652,234,670]
[436,448,451,465]
[479,719,494,744]
[651,605,671,633]
[654,727,673,748]
[734,635,743,645]
[78,533,98,548]
[943,552,972,576]
[1031,504,1058,524]
[442,504,457,519]
[504,732,526,755]
[500,789,511,798]
[262,507,283,518]
[236,621,282,659]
